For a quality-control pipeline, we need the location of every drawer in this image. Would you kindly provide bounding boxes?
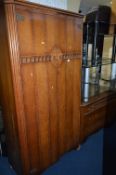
[80,93,116,143]
[85,106,105,125]
[85,118,105,136]
[85,121,104,137]
[81,104,94,116]
[84,112,94,125]
[93,98,108,110]
[81,106,105,141]
[87,113,105,125]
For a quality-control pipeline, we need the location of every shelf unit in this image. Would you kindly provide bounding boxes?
[83,21,116,66]
[82,21,116,88]
[80,6,116,143]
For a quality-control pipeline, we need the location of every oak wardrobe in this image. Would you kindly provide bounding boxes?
[0,0,83,174]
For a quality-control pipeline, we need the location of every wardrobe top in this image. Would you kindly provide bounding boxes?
[1,0,83,18]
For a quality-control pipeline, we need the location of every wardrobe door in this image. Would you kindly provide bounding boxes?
[16,3,82,173]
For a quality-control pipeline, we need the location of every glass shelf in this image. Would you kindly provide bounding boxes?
[81,79,116,103]
[82,15,116,100]
[82,58,114,68]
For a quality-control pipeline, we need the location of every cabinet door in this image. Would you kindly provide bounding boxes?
[80,104,94,141]
[93,107,106,130]
[93,99,107,128]
[80,98,108,142]
[16,4,82,174]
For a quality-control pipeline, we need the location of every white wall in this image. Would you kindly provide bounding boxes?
[28,0,67,10]
[67,0,81,13]
[28,0,81,12]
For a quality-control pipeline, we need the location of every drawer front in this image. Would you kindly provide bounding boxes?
[81,104,94,116]
[80,102,106,142]
[80,104,93,142]
[85,118,104,136]
[83,104,106,126]
[93,98,107,110]
[80,93,116,143]
[80,111,94,142]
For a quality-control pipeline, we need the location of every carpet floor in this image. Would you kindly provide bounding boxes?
[0,123,116,175]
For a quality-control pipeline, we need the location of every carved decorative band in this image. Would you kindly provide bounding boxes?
[21,55,51,64]
[20,52,81,64]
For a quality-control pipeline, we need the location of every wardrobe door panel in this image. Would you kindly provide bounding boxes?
[14,3,82,174]
[16,5,82,56]
[21,64,41,173]
[72,59,81,147]
[21,63,52,172]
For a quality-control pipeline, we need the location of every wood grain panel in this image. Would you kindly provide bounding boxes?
[80,92,116,143]
[16,3,82,172]
[73,18,82,53]
[30,13,46,55]
[57,63,67,155]
[45,13,67,52]
[66,16,75,52]
[57,15,67,51]
[66,17,82,52]
[0,1,83,174]
[16,7,34,55]
[43,14,56,52]
[34,63,51,170]
[16,5,82,56]
[45,13,67,157]
[72,59,81,147]
[65,60,74,151]
[21,64,40,174]
[47,63,59,162]
[0,3,29,175]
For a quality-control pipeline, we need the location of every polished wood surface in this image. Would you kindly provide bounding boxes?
[0,1,83,174]
[80,91,116,143]
[0,3,23,174]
